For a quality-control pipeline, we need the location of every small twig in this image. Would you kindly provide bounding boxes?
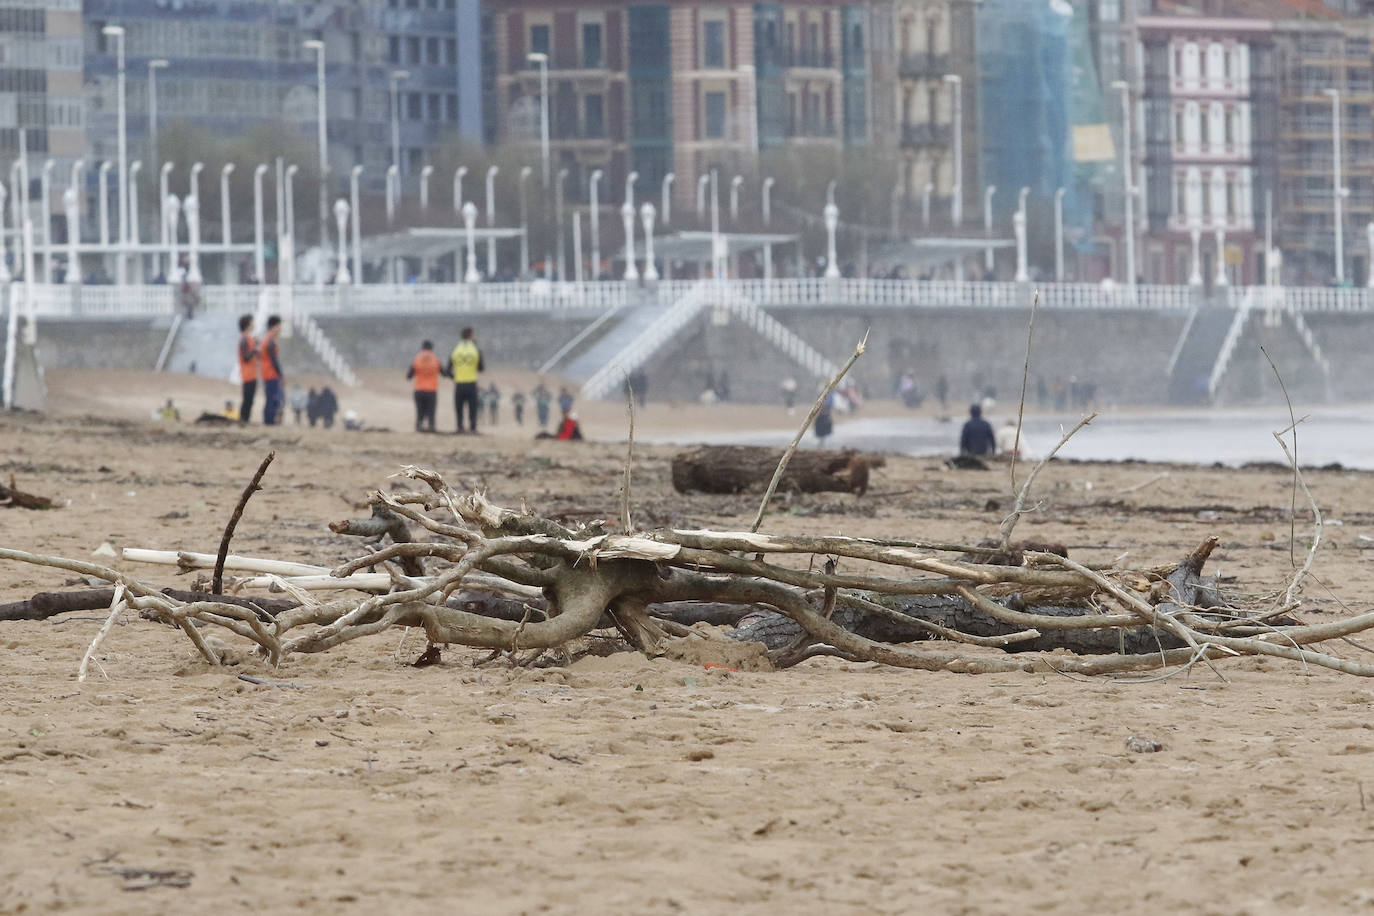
[213,451,276,595]
[1113,472,1170,497]
[237,673,306,690]
[1271,430,1321,610]
[1260,346,1299,567]
[999,413,1096,548]
[510,605,533,653]
[78,584,126,682]
[620,371,636,535]
[750,330,869,533]
[1010,288,1039,494]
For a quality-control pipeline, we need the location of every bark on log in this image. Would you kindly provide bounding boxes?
[671,446,884,496]
[0,587,299,621]
[0,475,53,510]
[329,505,424,576]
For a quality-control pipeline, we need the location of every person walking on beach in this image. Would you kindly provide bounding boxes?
[260,315,285,425]
[533,381,552,428]
[512,390,527,426]
[236,314,259,424]
[407,339,442,432]
[288,383,308,425]
[447,327,484,433]
[959,403,996,457]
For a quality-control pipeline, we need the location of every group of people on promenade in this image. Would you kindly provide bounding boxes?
[407,328,581,439]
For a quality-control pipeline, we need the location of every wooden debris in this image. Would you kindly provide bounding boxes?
[671,445,884,496]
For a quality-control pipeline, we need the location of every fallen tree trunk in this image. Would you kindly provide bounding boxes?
[671,445,883,495]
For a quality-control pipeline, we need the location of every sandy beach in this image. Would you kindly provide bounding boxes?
[5,369,1374,914]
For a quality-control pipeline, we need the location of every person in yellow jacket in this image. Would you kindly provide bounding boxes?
[446,326,484,433]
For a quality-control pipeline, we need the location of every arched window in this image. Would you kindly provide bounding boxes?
[1182,42,1200,88]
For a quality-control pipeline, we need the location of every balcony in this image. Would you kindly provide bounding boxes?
[898,53,951,79]
[901,122,953,148]
[782,47,836,69]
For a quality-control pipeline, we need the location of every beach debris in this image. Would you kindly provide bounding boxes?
[0,474,54,510]
[1125,735,1164,754]
[671,445,883,496]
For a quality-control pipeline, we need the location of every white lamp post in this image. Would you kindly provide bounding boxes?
[253,164,268,283]
[220,162,235,247]
[1014,186,1029,283]
[1189,227,1202,286]
[983,184,996,274]
[40,159,53,282]
[921,181,932,227]
[1366,222,1374,288]
[527,52,551,191]
[350,165,363,285]
[573,210,584,283]
[555,167,568,281]
[485,165,499,278]
[101,25,128,284]
[826,180,837,207]
[589,168,602,280]
[1112,79,1136,287]
[621,201,638,281]
[389,69,410,181]
[147,59,168,183]
[1054,186,1066,282]
[303,39,329,251]
[0,181,8,285]
[64,187,80,285]
[730,175,743,222]
[762,176,775,284]
[185,194,202,285]
[98,162,112,249]
[641,202,658,281]
[129,160,142,281]
[944,73,963,228]
[625,171,638,211]
[453,165,467,212]
[283,163,297,286]
[159,162,173,260]
[823,201,840,279]
[462,201,480,283]
[385,164,398,225]
[334,198,350,284]
[662,172,675,226]
[1324,87,1345,284]
[710,169,722,278]
[517,165,532,277]
[419,163,433,212]
[696,173,709,216]
[163,194,181,283]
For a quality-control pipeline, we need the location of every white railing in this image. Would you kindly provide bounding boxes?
[24,279,1374,318]
[720,287,839,379]
[294,312,359,388]
[580,283,713,401]
[1287,309,1331,376]
[1208,300,1253,400]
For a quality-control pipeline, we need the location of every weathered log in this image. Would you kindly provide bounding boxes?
[329,505,424,576]
[0,587,300,621]
[670,445,884,496]
[0,475,53,510]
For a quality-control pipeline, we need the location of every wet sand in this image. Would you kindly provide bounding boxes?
[4,372,1374,914]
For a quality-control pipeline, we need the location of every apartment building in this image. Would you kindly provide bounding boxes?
[0,1,85,165]
[82,0,476,180]
[487,1,866,208]
[1137,13,1275,285]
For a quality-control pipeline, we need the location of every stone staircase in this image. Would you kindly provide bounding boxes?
[1166,306,1237,405]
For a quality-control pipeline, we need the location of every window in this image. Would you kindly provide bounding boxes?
[426,37,440,65]
[1199,111,1209,147]
[530,24,550,57]
[704,20,725,68]
[407,92,422,120]
[428,93,441,121]
[583,23,603,68]
[704,91,726,138]
[1224,110,1234,145]
[1175,109,1184,146]
[585,93,604,137]
[444,39,456,65]
[446,94,458,122]
[388,36,401,64]
[927,87,938,123]
[406,36,421,64]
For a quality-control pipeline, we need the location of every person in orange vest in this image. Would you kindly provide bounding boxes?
[260,315,285,425]
[406,339,442,432]
[236,314,259,424]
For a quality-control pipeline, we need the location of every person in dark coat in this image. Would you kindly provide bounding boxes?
[959,403,996,456]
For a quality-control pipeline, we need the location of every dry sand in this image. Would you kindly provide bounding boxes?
[5,371,1374,914]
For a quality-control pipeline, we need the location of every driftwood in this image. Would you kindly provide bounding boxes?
[671,445,884,496]
[0,587,301,621]
[0,474,53,510]
[329,504,424,576]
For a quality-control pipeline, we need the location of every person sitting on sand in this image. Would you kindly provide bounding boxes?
[220,400,239,421]
[995,419,1033,459]
[536,410,583,441]
[156,398,180,422]
[959,403,996,457]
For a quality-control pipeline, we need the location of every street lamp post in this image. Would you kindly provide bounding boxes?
[350,165,363,284]
[1189,227,1202,286]
[40,160,53,282]
[63,186,79,285]
[162,194,181,283]
[710,170,721,279]
[573,211,583,283]
[147,59,168,182]
[555,167,568,281]
[696,174,709,216]
[1214,227,1228,287]
[730,175,743,222]
[625,171,638,210]
[641,202,658,282]
[589,169,602,280]
[485,165,499,278]
[462,201,480,283]
[389,69,410,182]
[1014,186,1029,283]
[129,160,142,281]
[823,202,840,280]
[517,165,532,277]
[303,39,329,251]
[1054,186,1066,282]
[944,74,962,228]
[621,201,638,281]
[101,25,128,284]
[921,182,933,227]
[98,162,112,252]
[1111,79,1135,287]
[762,176,775,284]
[334,199,350,284]
[453,166,467,213]
[185,194,202,285]
[159,162,173,267]
[419,164,434,212]
[1324,87,1345,284]
[220,164,235,284]
[662,173,675,226]
[253,164,268,283]
[983,184,996,274]
[526,53,551,191]
[282,163,298,287]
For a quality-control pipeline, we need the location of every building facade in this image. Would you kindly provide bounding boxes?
[1137,14,1275,286]
[0,1,85,176]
